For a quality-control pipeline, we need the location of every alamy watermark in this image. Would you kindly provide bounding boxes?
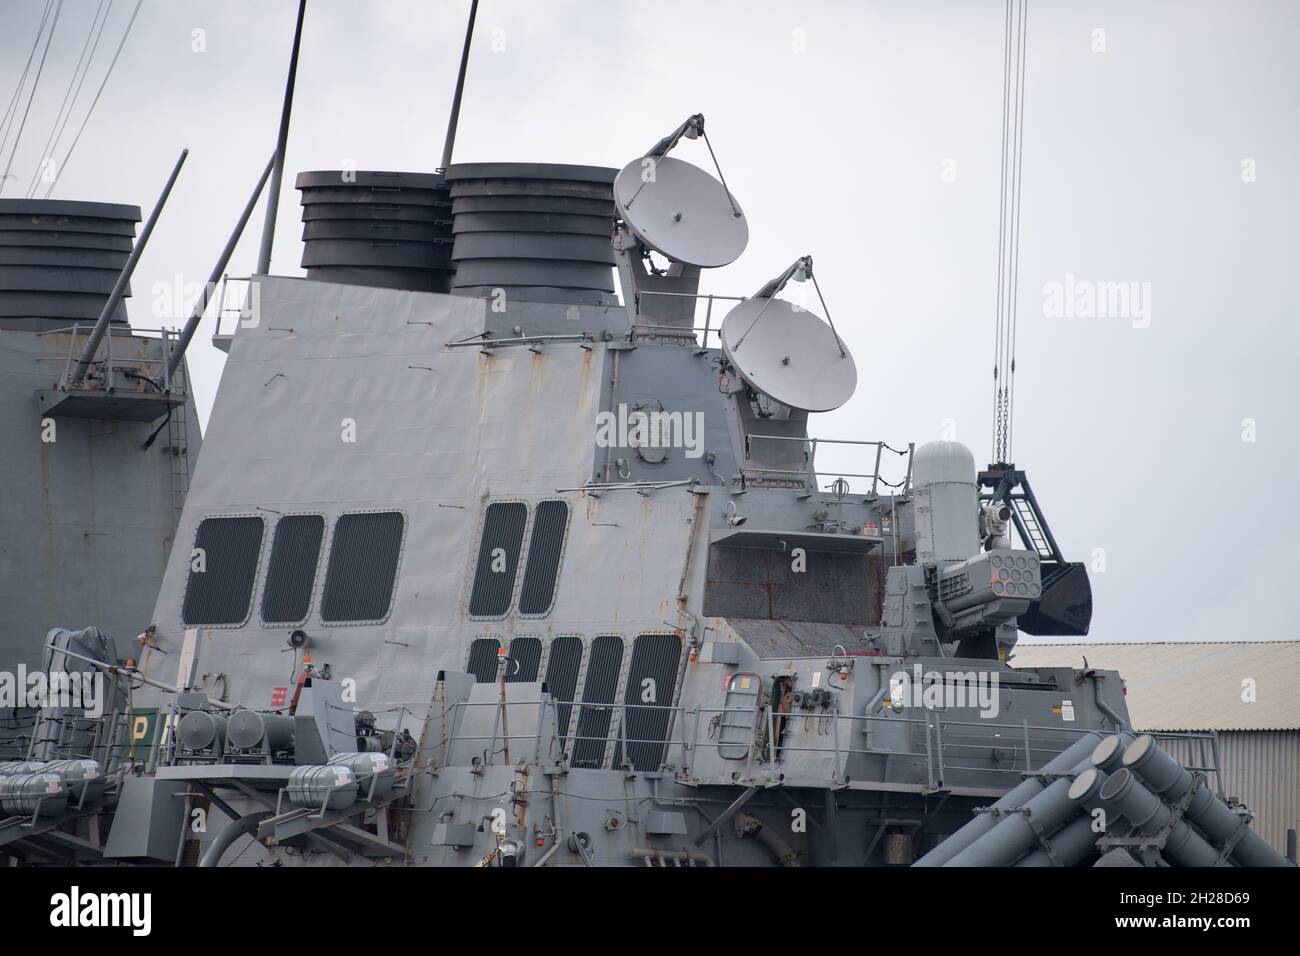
[0,667,105,718]
[594,403,704,459]
[1043,274,1151,328]
[889,665,1001,718]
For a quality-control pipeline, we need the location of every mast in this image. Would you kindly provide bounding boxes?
[438,0,479,172]
[256,0,308,276]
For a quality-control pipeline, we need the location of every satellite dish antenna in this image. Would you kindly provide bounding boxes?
[720,256,857,413]
[613,114,748,268]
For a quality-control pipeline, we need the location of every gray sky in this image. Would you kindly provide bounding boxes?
[3,0,1297,644]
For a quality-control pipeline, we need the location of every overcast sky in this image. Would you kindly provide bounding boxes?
[3,0,1297,645]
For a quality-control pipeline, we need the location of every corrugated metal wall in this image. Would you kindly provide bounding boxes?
[1219,730,1298,855]
[1158,729,1298,855]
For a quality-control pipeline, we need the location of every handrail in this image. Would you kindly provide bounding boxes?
[743,434,915,496]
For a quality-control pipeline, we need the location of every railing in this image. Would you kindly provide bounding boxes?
[213,274,256,339]
[633,289,748,348]
[40,323,186,395]
[743,433,915,496]
[435,695,1142,792]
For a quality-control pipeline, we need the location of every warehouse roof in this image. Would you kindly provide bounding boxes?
[1009,640,1300,732]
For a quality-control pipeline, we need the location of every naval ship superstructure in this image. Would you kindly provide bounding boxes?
[1,5,1288,871]
[0,191,203,765]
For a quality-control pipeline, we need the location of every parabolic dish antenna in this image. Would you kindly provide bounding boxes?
[720,298,858,412]
[613,155,748,268]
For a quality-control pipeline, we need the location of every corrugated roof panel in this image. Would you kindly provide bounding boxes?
[1010,641,1300,731]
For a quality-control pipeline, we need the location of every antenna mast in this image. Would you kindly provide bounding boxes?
[439,0,480,172]
[256,0,307,276]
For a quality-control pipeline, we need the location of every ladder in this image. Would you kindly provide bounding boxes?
[1010,496,1053,558]
[164,335,189,516]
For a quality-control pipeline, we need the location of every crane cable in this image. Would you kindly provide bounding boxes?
[42,0,143,199]
[0,0,56,164]
[0,0,65,196]
[25,0,112,198]
[992,0,1029,465]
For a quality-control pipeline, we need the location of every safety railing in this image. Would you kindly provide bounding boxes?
[632,289,747,348]
[742,433,915,496]
[434,694,1139,792]
[41,322,187,395]
[213,274,256,340]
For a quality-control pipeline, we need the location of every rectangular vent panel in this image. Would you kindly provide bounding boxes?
[468,502,528,616]
[613,633,683,772]
[543,636,583,745]
[571,635,623,769]
[320,511,404,622]
[519,500,568,615]
[260,515,325,624]
[506,636,542,682]
[467,637,502,683]
[182,517,264,626]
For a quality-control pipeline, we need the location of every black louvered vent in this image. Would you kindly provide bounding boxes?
[519,500,568,614]
[613,633,683,772]
[506,637,542,682]
[468,502,528,616]
[182,517,264,626]
[467,637,502,682]
[543,636,583,746]
[571,635,623,769]
[320,512,404,622]
[260,515,325,624]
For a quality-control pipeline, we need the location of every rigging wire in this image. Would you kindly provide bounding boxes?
[0,0,55,160]
[41,0,143,199]
[992,0,1029,465]
[25,0,111,198]
[0,0,65,196]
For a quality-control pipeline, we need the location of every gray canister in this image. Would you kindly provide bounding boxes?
[286,764,358,811]
[177,710,228,752]
[227,710,296,753]
[327,751,395,800]
[41,759,106,804]
[0,772,69,817]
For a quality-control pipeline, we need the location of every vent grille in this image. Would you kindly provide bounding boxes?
[182,517,264,626]
[468,502,528,616]
[543,636,583,745]
[260,515,325,624]
[320,512,404,622]
[467,637,502,683]
[506,637,542,682]
[613,633,683,772]
[519,500,568,615]
[571,635,623,769]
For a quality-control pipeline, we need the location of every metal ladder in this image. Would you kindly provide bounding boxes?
[165,350,189,515]
[1011,497,1053,558]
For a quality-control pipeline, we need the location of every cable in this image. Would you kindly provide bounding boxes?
[25,0,110,198]
[991,0,1029,464]
[0,0,55,158]
[0,0,65,196]
[41,0,142,199]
